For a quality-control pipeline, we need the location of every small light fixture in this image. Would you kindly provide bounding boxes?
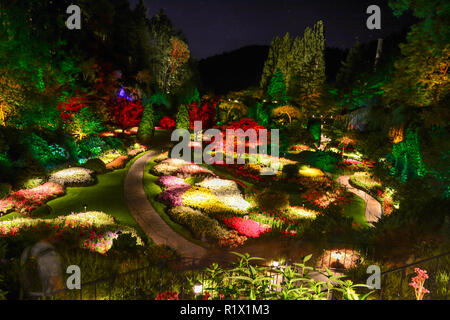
[83,204,88,212]
[193,281,203,295]
[271,260,280,268]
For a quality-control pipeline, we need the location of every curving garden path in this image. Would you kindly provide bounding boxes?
[124,150,208,260]
[337,175,382,226]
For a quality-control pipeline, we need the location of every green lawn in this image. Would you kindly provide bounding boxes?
[41,152,147,236]
[343,193,369,227]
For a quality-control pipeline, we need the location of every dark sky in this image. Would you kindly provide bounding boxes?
[131,0,415,59]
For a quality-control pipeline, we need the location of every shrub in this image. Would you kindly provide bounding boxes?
[167,206,228,241]
[78,136,106,159]
[137,100,155,144]
[66,107,103,141]
[48,167,95,187]
[98,149,126,164]
[105,155,129,170]
[83,158,107,174]
[0,184,11,200]
[256,189,289,211]
[153,151,169,163]
[175,104,190,130]
[282,163,300,179]
[159,116,176,130]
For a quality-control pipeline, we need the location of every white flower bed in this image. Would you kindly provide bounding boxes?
[151,158,192,176]
[196,178,251,213]
[48,167,95,187]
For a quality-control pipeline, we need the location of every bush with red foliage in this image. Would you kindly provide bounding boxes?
[188,100,217,130]
[159,116,176,130]
[107,97,144,130]
[58,95,90,122]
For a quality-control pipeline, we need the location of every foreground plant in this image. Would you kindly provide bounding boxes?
[188,252,372,300]
[409,268,430,300]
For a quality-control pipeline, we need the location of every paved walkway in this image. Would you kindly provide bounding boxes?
[124,150,207,259]
[337,175,382,226]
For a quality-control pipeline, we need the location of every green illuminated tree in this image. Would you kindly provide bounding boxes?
[137,97,155,144]
[267,69,288,103]
[176,104,190,130]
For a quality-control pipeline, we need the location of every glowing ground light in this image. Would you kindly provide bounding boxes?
[193,282,203,295]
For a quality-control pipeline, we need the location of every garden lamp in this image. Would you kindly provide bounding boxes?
[193,281,203,295]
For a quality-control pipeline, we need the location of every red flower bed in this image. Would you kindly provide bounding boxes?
[221,216,269,238]
[0,182,64,215]
[159,116,176,130]
[213,118,269,150]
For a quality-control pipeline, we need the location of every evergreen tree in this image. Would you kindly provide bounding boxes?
[137,98,155,144]
[336,41,362,92]
[267,69,287,103]
[175,104,190,130]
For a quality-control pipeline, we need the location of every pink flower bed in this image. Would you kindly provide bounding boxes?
[0,182,64,215]
[157,176,190,189]
[157,185,191,207]
[221,217,270,238]
[175,164,216,179]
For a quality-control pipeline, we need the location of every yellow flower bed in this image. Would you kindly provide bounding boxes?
[182,187,243,215]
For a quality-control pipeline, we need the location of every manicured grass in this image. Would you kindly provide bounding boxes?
[142,154,208,248]
[343,193,369,227]
[41,152,147,237]
[0,212,21,221]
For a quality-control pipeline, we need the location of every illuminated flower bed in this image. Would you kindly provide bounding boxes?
[157,185,192,207]
[106,155,130,170]
[157,175,190,189]
[174,164,216,179]
[153,151,169,163]
[0,182,64,215]
[0,211,141,255]
[167,206,228,241]
[181,187,236,215]
[49,167,95,187]
[196,178,251,213]
[218,230,247,248]
[152,158,192,176]
[220,216,270,238]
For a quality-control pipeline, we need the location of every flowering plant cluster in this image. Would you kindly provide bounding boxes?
[0,182,64,215]
[167,206,228,241]
[158,185,192,207]
[155,291,179,300]
[174,164,216,179]
[49,167,95,187]
[213,118,269,150]
[106,155,130,170]
[188,100,217,130]
[409,268,430,300]
[157,175,190,189]
[151,158,192,176]
[181,187,238,215]
[0,211,141,255]
[58,95,90,122]
[107,97,144,130]
[221,216,270,238]
[218,230,247,248]
[159,116,176,130]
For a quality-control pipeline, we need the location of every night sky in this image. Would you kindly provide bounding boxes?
[131,0,416,60]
